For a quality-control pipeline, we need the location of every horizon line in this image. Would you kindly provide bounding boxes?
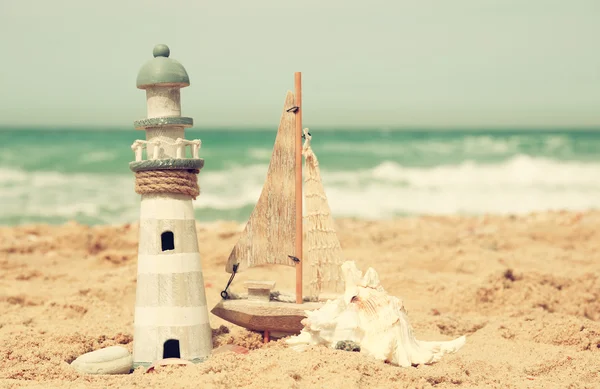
[1,124,600,133]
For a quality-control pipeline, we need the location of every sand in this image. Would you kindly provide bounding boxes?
[0,210,599,388]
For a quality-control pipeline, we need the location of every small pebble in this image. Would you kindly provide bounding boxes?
[335,340,361,352]
[71,345,132,375]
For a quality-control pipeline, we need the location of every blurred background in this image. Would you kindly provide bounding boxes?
[1,0,599,225]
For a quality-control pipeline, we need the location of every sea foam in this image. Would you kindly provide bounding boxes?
[2,154,598,225]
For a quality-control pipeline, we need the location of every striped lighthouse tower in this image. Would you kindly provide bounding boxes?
[129,44,212,368]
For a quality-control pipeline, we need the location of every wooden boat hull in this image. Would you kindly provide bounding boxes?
[211,299,324,334]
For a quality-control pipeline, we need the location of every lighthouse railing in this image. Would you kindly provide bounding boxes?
[131,138,202,162]
[174,138,202,159]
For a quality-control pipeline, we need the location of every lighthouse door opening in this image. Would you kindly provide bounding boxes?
[163,339,181,359]
[161,231,175,251]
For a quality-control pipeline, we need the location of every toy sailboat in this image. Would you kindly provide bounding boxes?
[211,73,345,339]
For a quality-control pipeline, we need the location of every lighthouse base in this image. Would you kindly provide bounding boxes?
[132,321,213,369]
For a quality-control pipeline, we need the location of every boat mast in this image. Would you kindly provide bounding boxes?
[294,72,303,304]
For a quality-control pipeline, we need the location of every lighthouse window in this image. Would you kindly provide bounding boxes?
[161,231,175,251]
[163,339,181,359]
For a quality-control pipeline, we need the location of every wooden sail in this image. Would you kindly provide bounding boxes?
[302,129,345,298]
[225,91,298,273]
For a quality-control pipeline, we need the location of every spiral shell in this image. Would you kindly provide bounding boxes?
[286,261,466,367]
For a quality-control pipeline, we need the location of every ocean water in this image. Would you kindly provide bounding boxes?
[1,127,599,226]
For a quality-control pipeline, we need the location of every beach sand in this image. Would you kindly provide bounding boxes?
[0,210,599,388]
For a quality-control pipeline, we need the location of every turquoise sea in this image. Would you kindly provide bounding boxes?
[1,127,600,226]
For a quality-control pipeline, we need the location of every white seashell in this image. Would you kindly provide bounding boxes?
[286,261,466,367]
[71,345,133,375]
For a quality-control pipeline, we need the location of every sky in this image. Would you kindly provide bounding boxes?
[0,0,599,129]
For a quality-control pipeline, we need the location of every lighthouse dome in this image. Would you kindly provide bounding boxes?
[136,44,190,89]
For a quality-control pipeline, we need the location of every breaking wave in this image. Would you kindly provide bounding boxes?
[1,154,599,225]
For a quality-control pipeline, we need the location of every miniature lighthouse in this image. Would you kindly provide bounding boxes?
[129,44,212,368]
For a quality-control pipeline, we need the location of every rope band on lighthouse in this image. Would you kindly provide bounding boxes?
[134,169,200,199]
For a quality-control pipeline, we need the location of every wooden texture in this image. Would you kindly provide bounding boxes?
[244,280,276,290]
[294,72,303,305]
[225,91,298,273]
[133,198,212,365]
[132,51,213,365]
[302,131,345,299]
[139,193,195,220]
[245,281,276,302]
[146,87,181,118]
[210,299,323,333]
[133,201,212,365]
